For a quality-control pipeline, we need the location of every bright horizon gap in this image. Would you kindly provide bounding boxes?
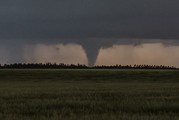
[0,42,179,67]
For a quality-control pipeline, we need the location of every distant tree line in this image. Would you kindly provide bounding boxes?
[0,63,177,69]
[0,63,88,69]
[94,64,177,69]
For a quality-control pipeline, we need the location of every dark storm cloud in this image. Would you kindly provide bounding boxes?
[1,0,179,65]
[1,0,179,40]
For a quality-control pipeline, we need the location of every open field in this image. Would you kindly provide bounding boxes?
[0,69,179,120]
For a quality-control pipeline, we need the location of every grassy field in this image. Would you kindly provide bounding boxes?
[0,69,179,120]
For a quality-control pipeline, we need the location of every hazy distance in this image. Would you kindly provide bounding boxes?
[0,40,179,67]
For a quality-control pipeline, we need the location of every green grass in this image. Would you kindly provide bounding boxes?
[0,69,179,120]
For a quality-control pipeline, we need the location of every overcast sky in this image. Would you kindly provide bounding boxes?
[0,0,179,65]
[1,0,179,40]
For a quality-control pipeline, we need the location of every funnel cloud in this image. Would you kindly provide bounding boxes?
[0,0,179,66]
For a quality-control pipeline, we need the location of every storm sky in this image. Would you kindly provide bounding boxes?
[0,0,179,66]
